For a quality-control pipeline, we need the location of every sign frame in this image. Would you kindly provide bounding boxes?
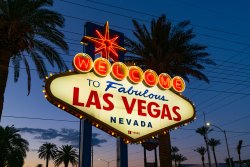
[44,72,195,143]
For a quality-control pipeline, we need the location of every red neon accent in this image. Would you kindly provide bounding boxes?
[172,76,185,92]
[128,66,142,83]
[82,21,126,62]
[144,70,158,87]
[73,53,93,72]
[93,58,110,76]
[158,73,172,90]
[111,62,127,80]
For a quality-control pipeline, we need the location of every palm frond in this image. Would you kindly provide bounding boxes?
[33,39,67,71]
[30,50,47,79]
[22,55,31,95]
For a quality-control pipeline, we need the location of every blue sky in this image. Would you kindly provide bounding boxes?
[1,0,250,166]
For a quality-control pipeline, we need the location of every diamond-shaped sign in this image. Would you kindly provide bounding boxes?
[45,70,195,143]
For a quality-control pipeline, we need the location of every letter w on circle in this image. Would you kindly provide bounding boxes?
[78,57,89,68]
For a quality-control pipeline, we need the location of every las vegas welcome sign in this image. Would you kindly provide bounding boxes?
[44,53,195,143]
[44,22,195,143]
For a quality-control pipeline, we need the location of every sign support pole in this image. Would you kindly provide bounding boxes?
[79,119,92,167]
[117,137,128,167]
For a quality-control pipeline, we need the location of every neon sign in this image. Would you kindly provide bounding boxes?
[44,22,195,143]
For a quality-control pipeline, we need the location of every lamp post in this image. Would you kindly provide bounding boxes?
[98,158,116,167]
[206,122,232,167]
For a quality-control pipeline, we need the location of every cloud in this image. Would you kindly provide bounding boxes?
[19,127,107,147]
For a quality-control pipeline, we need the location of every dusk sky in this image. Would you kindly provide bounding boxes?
[1,0,250,167]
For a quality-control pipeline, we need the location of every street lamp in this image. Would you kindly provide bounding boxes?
[206,122,232,167]
[98,158,116,167]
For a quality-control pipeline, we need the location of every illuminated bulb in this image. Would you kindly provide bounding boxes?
[62,107,65,110]
[194,117,197,120]
[152,136,154,139]
[96,124,99,127]
[80,115,83,119]
[50,73,53,76]
[174,127,178,130]
[44,95,48,98]
[42,90,46,93]
[111,132,114,135]
[164,131,167,134]
[57,104,60,108]
[69,70,72,72]
[45,76,48,79]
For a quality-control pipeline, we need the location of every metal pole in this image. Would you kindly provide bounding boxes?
[154,147,158,167]
[91,145,93,167]
[144,147,147,167]
[224,130,232,167]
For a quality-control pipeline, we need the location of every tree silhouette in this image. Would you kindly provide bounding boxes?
[0,125,29,167]
[237,140,243,167]
[194,146,207,167]
[208,138,221,167]
[171,146,179,167]
[0,0,68,120]
[54,145,78,167]
[125,14,215,167]
[38,142,57,167]
[196,126,213,166]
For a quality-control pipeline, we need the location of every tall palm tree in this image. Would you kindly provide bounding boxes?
[194,146,207,167]
[171,146,179,167]
[38,142,57,167]
[175,153,187,167]
[237,140,243,167]
[125,15,215,167]
[0,0,68,120]
[0,125,29,167]
[54,145,78,167]
[196,126,213,166]
[208,138,221,167]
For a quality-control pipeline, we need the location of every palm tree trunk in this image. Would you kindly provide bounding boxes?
[174,154,177,167]
[0,51,10,121]
[204,136,211,167]
[238,153,242,167]
[46,155,49,167]
[202,156,205,167]
[212,148,218,167]
[159,133,172,167]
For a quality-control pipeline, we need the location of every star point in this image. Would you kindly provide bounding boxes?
[81,21,126,62]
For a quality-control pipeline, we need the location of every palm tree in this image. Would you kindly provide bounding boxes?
[194,146,207,167]
[0,0,68,120]
[196,126,213,166]
[175,153,187,167]
[208,138,221,167]
[54,145,78,167]
[237,140,243,167]
[125,15,215,166]
[171,146,179,167]
[225,158,234,167]
[38,142,57,167]
[0,125,29,167]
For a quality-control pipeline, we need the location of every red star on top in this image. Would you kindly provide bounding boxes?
[81,21,126,62]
